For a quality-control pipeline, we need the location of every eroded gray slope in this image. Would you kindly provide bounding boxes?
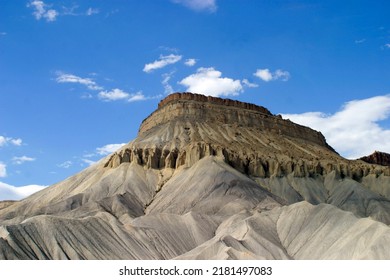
[0,157,283,260]
[176,201,390,260]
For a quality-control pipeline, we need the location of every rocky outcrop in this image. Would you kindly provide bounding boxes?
[104,143,389,180]
[139,92,331,150]
[157,92,273,114]
[360,151,390,166]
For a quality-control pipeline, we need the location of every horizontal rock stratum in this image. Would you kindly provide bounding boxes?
[0,92,390,260]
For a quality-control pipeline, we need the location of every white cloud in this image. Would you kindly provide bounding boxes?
[128,92,148,102]
[143,54,182,73]
[96,143,126,156]
[0,136,22,147]
[98,89,147,102]
[254,69,273,82]
[242,79,259,88]
[86,7,99,16]
[0,32,7,36]
[179,67,243,97]
[184,58,197,66]
[44,9,58,21]
[28,1,58,22]
[98,88,129,101]
[355,39,366,44]
[172,0,217,12]
[0,163,6,178]
[254,68,290,82]
[57,161,72,169]
[56,72,103,90]
[81,159,96,166]
[0,181,46,200]
[10,138,22,146]
[12,156,36,165]
[282,95,390,159]
[162,72,175,94]
[385,44,390,49]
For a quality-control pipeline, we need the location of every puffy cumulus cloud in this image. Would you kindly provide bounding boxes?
[56,72,103,90]
[0,162,6,178]
[0,136,22,147]
[184,58,197,66]
[171,0,217,12]
[0,181,47,200]
[143,54,182,73]
[12,156,36,165]
[128,92,148,102]
[254,68,290,82]
[282,95,390,159]
[179,67,243,97]
[98,88,130,101]
[44,9,58,21]
[98,89,147,102]
[28,0,58,22]
[96,143,126,156]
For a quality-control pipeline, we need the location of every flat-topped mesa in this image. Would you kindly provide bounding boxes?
[157,92,273,115]
[139,92,330,149]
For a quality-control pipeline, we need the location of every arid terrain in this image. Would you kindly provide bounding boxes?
[1,92,389,260]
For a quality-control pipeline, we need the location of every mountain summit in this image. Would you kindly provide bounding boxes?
[1,92,390,260]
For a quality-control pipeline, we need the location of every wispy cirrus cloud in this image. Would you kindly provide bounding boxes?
[143,54,182,73]
[242,79,258,88]
[254,68,290,82]
[28,1,99,22]
[282,94,390,159]
[0,162,6,178]
[179,67,243,97]
[162,72,175,94]
[171,0,217,12]
[57,160,72,169]
[355,39,366,44]
[56,72,103,90]
[86,8,99,16]
[0,136,22,147]
[12,156,36,165]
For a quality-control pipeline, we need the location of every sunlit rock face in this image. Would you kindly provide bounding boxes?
[0,92,389,260]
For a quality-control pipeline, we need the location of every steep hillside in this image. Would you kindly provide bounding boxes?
[0,92,389,260]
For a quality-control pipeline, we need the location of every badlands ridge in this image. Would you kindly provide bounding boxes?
[0,92,390,259]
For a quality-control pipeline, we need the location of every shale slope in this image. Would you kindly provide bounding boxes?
[0,92,389,260]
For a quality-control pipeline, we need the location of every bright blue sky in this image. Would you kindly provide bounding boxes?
[1,0,390,199]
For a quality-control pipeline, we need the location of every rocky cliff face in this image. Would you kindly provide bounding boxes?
[1,92,390,260]
[105,92,389,181]
[360,151,390,166]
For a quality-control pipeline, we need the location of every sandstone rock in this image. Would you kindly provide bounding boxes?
[360,151,390,166]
